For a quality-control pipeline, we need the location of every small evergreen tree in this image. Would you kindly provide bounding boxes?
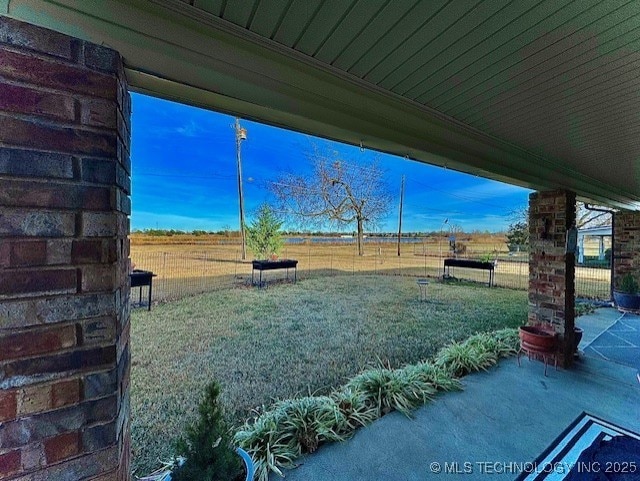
[245,203,284,260]
[172,381,242,481]
[506,221,529,252]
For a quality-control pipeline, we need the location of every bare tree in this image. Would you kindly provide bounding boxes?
[576,202,612,229]
[509,201,611,247]
[271,149,392,256]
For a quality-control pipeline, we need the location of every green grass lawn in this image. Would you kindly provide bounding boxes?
[130,275,527,476]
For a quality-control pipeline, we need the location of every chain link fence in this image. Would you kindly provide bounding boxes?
[130,239,611,305]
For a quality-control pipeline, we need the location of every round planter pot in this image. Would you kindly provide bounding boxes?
[236,447,255,481]
[519,325,556,352]
[613,290,640,312]
[165,449,254,481]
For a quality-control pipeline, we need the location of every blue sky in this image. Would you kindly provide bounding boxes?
[130,93,530,233]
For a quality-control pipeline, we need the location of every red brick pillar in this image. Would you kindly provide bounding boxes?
[613,211,640,289]
[528,190,576,368]
[0,17,131,481]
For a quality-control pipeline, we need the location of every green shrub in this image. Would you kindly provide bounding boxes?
[245,203,284,260]
[478,253,494,263]
[172,381,242,481]
[617,273,639,295]
[575,300,597,317]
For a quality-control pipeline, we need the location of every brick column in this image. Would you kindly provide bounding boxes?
[528,190,576,368]
[613,211,640,289]
[0,17,131,481]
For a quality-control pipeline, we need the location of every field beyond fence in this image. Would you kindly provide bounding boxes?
[130,234,611,303]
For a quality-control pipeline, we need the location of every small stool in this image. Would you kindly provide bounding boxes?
[417,278,429,302]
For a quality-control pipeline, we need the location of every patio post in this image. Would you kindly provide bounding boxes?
[0,17,131,480]
[528,190,576,368]
[612,211,640,288]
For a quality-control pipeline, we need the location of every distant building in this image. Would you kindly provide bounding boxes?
[577,226,611,264]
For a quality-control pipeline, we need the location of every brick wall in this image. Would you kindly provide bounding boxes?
[528,190,576,367]
[0,16,130,481]
[613,211,640,289]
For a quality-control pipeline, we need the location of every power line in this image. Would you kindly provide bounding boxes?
[136,167,522,215]
[406,177,522,212]
[401,203,463,215]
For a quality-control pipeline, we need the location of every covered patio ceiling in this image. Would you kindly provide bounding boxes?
[6,0,640,209]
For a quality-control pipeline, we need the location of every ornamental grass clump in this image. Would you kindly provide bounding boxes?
[234,407,298,480]
[331,388,379,432]
[344,366,436,418]
[435,333,501,377]
[491,328,521,358]
[235,328,519,481]
[437,328,521,380]
[398,361,462,393]
[276,396,348,453]
[235,396,348,480]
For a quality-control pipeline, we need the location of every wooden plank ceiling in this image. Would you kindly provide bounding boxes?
[184,0,640,202]
[6,0,640,208]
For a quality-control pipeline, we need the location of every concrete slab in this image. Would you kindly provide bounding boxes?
[576,308,623,347]
[274,353,640,480]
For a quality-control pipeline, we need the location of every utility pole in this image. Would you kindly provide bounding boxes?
[397,175,405,257]
[235,118,247,260]
[439,218,448,259]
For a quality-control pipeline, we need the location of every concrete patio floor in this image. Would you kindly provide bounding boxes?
[581,309,640,369]
[276,309,640,480]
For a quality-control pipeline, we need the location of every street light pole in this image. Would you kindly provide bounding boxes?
[235,118,247,261]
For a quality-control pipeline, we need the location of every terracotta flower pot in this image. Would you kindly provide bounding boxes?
[519,325,556,352]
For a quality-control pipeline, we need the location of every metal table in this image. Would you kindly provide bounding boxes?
[130,269,157,311]
[443,258,495,286]
[251,259,298,287]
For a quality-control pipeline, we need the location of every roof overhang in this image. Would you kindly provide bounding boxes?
[5,0,640,210]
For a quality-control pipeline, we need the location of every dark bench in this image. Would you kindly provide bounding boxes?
[443,258,495,287]
[130,269,157,310]
[252,259,298,287]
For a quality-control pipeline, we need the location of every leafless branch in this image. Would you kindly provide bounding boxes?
[269,147,393,254]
